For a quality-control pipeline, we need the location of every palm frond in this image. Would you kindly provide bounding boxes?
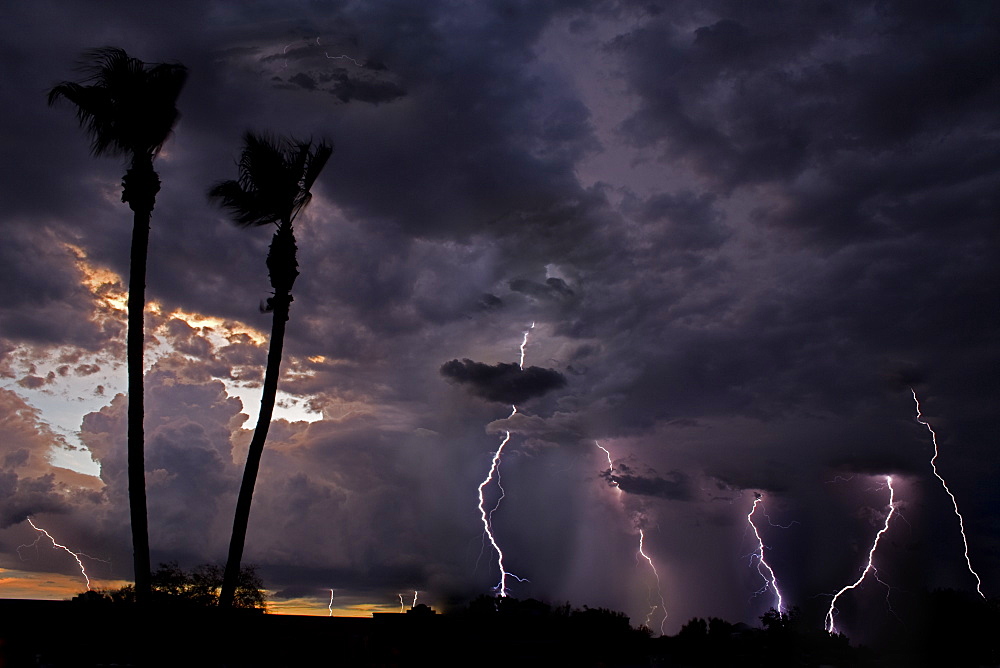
[48,46,187,159]
[210,131,333,229]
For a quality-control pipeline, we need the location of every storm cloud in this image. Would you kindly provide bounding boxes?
[440,359,567,404]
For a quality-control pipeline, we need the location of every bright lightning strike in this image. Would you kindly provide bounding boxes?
[474,323,537,597]
[518,322,535,370]
[596,442,621,496]
[911,388,985,598]
[328,589,335,616]
[824,476,897,634]
[637,529,668,635]
[19,518,96,590]
[398,593,405,613]
[746,493,785,614]
[412,590,419,608]
[477,406,523,596]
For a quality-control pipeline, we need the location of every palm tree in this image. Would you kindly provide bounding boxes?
[49,47,187,604]
[209,131,332,607]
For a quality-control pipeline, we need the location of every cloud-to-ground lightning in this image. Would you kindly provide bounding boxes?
[412,590,419,608]
[477,406,525,596]
[18,518,101,590]
[596,441,668,634]
[328,589,335,616]
[474,323,537,597]
[911,388,985,597]
[745,493,785,614]
[824,476,897,634]
[637,529,668,634]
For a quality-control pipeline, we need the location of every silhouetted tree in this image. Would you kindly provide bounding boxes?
[48,47,187,604]
[209,131,331,607]
[87,561,266,609]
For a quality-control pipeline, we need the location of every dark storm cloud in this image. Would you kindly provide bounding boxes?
[440,359,567,404]
[605,463,693,501]
[610,0,1000,245]
[509,277,576,303]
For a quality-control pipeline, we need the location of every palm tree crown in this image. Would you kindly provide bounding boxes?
[48,46,187,160]
[209,131,332,228]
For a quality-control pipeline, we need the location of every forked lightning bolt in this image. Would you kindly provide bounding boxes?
[596,441,668,634]
[18,518,99,590]
[638,529,668,634]
[477,406,524,596]
[746,493,785,613]
[824,476,897,634]
[911,388,985,597]
[475,322,536,596]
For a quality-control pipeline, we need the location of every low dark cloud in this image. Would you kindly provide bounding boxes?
[440,359,566,404]
[605,463,694,502]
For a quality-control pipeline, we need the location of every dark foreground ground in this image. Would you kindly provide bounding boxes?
[1,594,997,667]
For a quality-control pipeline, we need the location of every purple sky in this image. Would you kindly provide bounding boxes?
[0,0,996,639]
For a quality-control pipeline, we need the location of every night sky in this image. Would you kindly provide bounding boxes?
[0,0,997,641]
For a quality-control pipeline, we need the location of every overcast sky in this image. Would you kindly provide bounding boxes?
[0,0,996,640]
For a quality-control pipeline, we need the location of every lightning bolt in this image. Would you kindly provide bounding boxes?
[473,323,541,596]
[18,518,100,590]
[398,593,405,613]
[412,590,419,608]
[637,529,668,634]
[911,388,985,597]
[596,441,668,634]
[328,589,335,616]
[824,475,897,634]
[477,406,527,596]
[325,52,363,67]
[596,442,621,496]
[745,493,785,614]
[519,322,535,370]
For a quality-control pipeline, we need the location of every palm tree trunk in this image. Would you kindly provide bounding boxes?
[122,155,159,604]
[219,287,291,607]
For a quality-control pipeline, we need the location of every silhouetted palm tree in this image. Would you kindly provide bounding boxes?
[209,131,332,607]
[49,47,187,604]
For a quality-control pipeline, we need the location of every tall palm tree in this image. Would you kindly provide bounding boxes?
[49,47,187,604]
[209,131,332,607]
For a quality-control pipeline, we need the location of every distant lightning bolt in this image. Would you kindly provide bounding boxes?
[746,493,785,614]
[18,518,98,590]
[911,388,985,598]
[638,529,668,634]
[596,441,668,634]
[398,593,405,613]
[325,52,363,66]
[412,590,419,608]
[328,589,335,616]
[824,475,897,634]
